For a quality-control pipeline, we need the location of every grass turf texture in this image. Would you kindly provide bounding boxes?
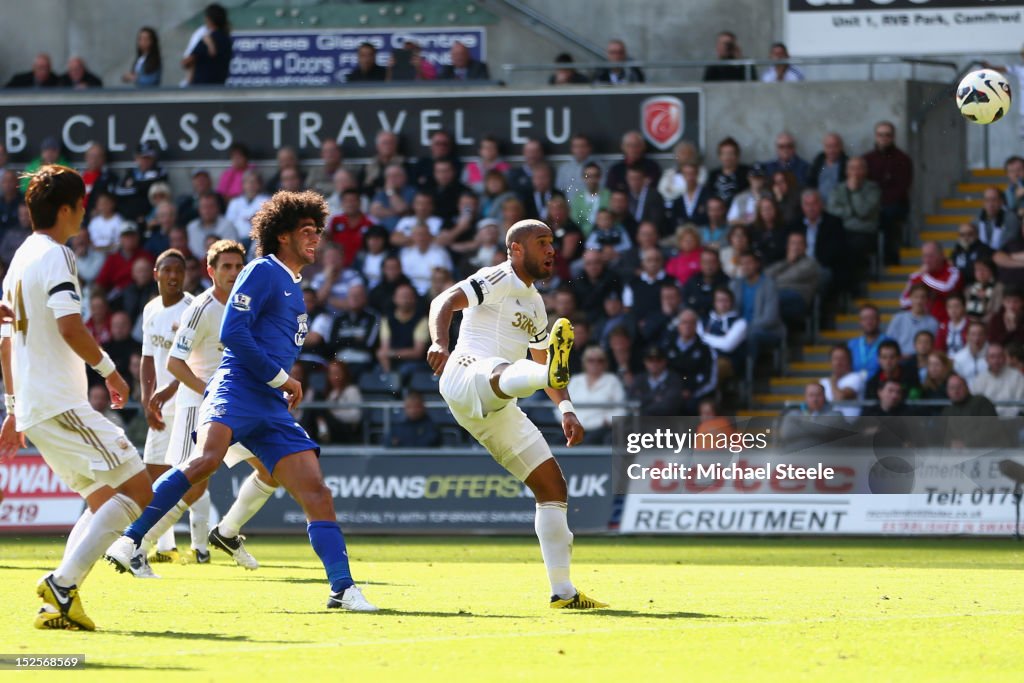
[1,536,1022,681]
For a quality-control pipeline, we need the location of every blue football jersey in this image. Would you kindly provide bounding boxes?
[218,254,308,400]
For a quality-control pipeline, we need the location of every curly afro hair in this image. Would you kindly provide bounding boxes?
[249,190,328,257]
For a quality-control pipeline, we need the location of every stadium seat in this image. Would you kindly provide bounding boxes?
[427,406,468,446]
[409,371,442,395]
[358,371,403,399]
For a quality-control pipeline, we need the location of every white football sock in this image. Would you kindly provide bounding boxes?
[156,526,177,552]
[190,489,211,552]
[535,501,575,599]
[143,500,189,552]
[54,494,140,588]
[219,472,275,538]
[497,359,549,398]
[60,508,95,583]
[61,508,94,565]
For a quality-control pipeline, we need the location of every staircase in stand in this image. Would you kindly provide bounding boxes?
[737,168,1003,417]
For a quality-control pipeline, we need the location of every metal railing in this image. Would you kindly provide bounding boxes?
[501,56,961,84]
[114,399,641,447]
[782,399,1024,411]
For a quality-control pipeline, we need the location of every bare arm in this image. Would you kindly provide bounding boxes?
[56,314,130,410]
[0,332,24,460]
[529,347,583,447]
[427,286,469,375]
[994,250,1024,267]
[140,354,164,429]
[167,356,205,396]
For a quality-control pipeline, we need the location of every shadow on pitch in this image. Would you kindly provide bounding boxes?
[266,609,524,619]
[567,609,720,620]
[103,629,263,642]
[83,663,196,672]
[217,576,400,587]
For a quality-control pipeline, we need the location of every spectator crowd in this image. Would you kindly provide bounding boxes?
[5,14,1023,446]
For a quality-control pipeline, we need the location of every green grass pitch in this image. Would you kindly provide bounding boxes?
[1,535,1023,681]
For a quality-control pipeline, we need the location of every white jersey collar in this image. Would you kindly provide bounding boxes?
[507,261,533,290]
[269,254,302,283]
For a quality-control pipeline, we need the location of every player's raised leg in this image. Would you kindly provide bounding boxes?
[430,220,606,609]
[270,448,377,612]
[106,421,232,572]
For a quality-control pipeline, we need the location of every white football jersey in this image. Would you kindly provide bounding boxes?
[168,287,225,405]
[2,233,88,429]
[142,291,193,415]
[453,260,549,362]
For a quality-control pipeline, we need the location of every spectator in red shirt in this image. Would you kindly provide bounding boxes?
[95,224,154,295]
[864,120,912,264]
[328,189,372,267]
[86,292,113,345]
[899,240,961,323]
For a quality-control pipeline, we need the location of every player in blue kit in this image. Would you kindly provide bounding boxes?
[106,191,377,612]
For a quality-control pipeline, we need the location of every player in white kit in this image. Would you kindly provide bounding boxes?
[139,250,193,564]
[0,165,152,630]
[429,219,607,609]
[140,240,278,571]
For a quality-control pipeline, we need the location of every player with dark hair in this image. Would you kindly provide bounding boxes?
[136,249,192,567]
[1,165,152,630]
[131,239,281,572]
[107,191,377,611]
[429,218,607,609]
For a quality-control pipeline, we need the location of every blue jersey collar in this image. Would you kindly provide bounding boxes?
[269,254,302,283]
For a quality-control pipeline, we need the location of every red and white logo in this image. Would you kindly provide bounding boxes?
[640,96,684,150]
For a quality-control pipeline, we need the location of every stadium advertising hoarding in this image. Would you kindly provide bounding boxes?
[614,416,1024,536]
[785,0,1024,56]
[0,454,84,532]
[0,450,613,534]
[209,452,614,534]
[0,88,703,163]
[227,27,486,87]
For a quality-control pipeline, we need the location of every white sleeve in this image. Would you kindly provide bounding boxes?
[141,304,155,356]
[701,319,747,353]
[622,285,635,309]
[310,312,334,340]
[43,247,82,319]
[457,267,513,310]
[837,371,865,398]
[529,307,550,350]
[169,301,202,361]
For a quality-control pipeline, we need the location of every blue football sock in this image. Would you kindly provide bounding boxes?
[307,521,354,593]
[124,469,192,545]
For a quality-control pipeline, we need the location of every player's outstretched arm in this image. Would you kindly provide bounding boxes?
[427,286,469,375]
[529,347,584,447]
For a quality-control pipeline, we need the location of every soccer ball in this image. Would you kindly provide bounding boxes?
[956,69,1012,125]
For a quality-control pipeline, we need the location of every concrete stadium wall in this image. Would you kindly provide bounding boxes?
[0,0,208,88]
[516,0,781,68]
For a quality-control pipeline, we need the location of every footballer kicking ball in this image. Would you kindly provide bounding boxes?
[956,69,1012,125]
